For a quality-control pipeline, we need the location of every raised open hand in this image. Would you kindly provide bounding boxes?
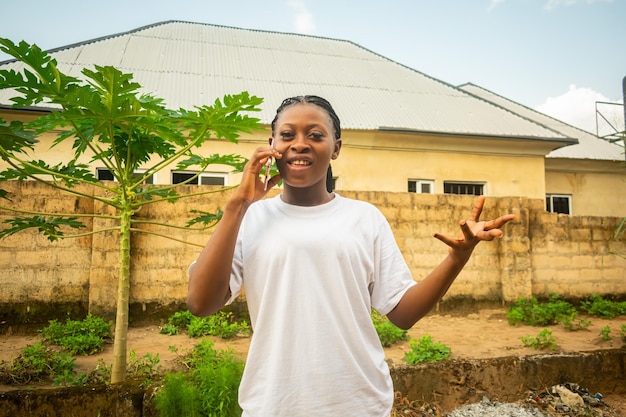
[433,196,516,256]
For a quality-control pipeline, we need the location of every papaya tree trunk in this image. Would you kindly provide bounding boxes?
[111,206,132,384]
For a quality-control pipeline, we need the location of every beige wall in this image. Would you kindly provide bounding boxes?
[0,181,624,320]
[546,158,626,217]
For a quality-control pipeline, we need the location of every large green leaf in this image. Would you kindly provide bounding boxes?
[0,215,85,241]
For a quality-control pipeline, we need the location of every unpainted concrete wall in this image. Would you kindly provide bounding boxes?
[0,181,624,321]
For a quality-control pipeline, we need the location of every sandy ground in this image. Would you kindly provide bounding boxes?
[1,308,625,412]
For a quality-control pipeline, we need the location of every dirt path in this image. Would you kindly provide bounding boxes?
[1,308,625,412]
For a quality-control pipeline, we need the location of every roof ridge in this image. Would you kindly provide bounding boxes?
[459,82,598,138]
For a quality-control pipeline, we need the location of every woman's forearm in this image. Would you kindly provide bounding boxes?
[186,198,250,316]
[386,251,472,329]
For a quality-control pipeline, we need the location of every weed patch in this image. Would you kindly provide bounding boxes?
[403,335,451,364]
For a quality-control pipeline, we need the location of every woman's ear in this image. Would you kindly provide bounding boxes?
[268,137,274,145]
[331,139,342,160]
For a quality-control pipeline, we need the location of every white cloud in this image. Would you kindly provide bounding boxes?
[535,84,624,136]
[286,0,316,34]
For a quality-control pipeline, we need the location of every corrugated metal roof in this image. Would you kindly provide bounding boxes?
[459,83,624,161]
[1,21,571,143]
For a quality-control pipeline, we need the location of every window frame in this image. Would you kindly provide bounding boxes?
[443,181,485,196]
[96,168,155,184]
[546,194,572,215]
[407,179,434,194]
[171,171,228,186]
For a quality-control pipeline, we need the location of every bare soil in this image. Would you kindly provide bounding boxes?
[1,308,625,414]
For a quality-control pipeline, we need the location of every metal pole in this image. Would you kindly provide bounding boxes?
[623,76,626,164]
[623,76,626,136]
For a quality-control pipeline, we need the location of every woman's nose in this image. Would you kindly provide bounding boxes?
[289,134,310,152]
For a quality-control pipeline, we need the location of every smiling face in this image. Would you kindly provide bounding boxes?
[272,102,342,204]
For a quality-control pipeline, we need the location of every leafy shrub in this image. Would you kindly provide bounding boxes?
[187,311,249,339]
[403,335,451,364]
[0,342,76,384]
[166,310,194,329]
[161,310,249,339]
[506,294,576,326]
[560,314,591,331]
[371,310,408,347]
[159,323,180,336]
[155,339,244,417]
[521,328,557,350]
[580,295,626,319]
[39,314,113,355]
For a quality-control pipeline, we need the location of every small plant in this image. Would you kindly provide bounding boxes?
[167,310,194,329]
[403,335,451,364]
[599,325,611,341]
[620,324,626,342]
[371,310,408,347]
[507,294,576,326]
[521,328,557,350]
[580,295,626,319]
[154,339,244,417]
[160,310,194,335]
[53,369,88,387]
[127,349,162,387]
[161,310,249,339]
[0,342,77,384]
[187,311,250,339]
[39,314,113,355]
[86,359,113,385]
[159,323,180,336]
[561,314,591,331]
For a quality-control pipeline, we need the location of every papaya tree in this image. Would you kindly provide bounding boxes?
[0,38,263,383]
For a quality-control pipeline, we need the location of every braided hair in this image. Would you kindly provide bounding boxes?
[271,95,341,140]
[271,95,340,192]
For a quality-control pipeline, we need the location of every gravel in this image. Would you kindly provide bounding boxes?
[447,398,549,417]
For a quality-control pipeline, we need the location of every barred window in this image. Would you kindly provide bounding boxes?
[444,181,484,196]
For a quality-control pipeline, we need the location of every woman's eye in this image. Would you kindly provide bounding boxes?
[280,132,294,140]
[309,132,324,141]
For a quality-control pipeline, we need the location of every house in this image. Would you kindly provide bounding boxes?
[1,20,624,216]
[459,83,625,216]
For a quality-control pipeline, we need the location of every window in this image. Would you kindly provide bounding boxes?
[96,168,154,184]
[408,179,434,194]
[546,194,571,214]
[172,171,227,186]
[96,168,115,181]
[444,181,484,196]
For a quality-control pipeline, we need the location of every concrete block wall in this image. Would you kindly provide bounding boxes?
[0,181,624,320]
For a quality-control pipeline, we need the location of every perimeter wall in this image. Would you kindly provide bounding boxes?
[0,181,624,323]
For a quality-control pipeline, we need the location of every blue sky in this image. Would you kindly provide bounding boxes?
[1,0,624,136]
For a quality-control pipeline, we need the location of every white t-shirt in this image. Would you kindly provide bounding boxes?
[228,193,416,417]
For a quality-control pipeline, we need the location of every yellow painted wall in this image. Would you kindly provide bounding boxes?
[2,109,624,217]
[546,159,626,217]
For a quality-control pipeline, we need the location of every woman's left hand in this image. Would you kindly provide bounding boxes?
[433,196,516,257]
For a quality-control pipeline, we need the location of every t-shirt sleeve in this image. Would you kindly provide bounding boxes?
[370,217,416,315]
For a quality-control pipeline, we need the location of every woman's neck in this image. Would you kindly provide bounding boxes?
[280,185,334,206]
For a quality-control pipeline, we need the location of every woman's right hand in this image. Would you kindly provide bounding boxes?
[233,144,282,206]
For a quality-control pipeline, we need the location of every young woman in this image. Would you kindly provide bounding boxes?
[187,95,515,417]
